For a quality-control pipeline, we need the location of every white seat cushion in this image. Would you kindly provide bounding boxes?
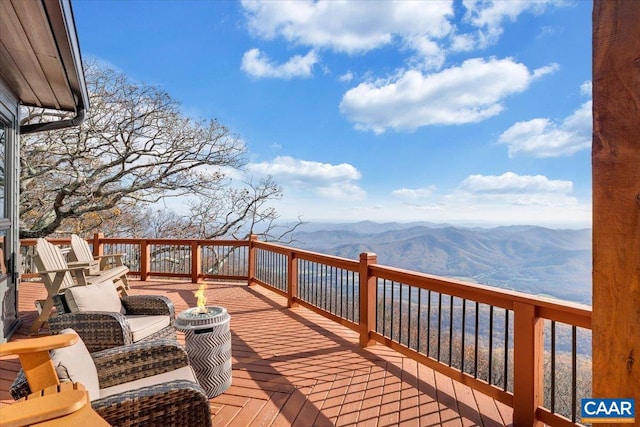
[50,329,100,401]
[125,315,171,341]
[98,366,197,399]
[64,280,125,314]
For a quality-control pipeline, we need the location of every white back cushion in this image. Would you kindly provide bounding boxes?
[65,280,125,314]
[50,329,100,401]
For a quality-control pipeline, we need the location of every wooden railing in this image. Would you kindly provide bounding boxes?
[20,233,592,426]
[20,234,249,283]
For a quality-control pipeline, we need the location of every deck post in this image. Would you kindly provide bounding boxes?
[191,241,201,284]
[92,232,104,257]
[592,0,640,409]
[287,250,298,308]
[247,234,258,286]
[359,252,377,347]
[513,301,544,426]
[140,240,150,281]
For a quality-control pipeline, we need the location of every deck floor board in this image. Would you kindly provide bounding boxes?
[0,279,513,426]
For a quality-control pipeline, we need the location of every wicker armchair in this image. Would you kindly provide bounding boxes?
[10,332,212,427]
[48,286,177,353]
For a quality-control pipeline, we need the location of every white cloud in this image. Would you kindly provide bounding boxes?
[462,0,557,49]
[498,100,592,157]
[340,57,556,133]
[392,186,437,200]
[460,172,572,194]
[338,71,354,83]
[316,182,366,200]
[449,33,476,52]
[580,80,592,96]
[423,180,586,223]
[532,63,559,79]
[247,156,365,201]
[241,0,453,55]
[248,155,360,181]
[241,48,319,79]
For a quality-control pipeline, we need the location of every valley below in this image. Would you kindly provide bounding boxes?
[290,221,592,305]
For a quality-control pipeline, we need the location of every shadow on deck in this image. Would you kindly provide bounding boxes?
[1,279,513,426]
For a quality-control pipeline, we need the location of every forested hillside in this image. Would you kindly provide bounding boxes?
[290,222,592,304]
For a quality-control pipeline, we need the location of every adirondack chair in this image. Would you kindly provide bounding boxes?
[30,238,129,334]
[0,333,110,426]
[69,234,130,288]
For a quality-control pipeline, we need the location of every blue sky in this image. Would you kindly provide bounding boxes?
[73,0,592,228]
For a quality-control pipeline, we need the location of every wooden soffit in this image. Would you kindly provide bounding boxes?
[0,0,88,112]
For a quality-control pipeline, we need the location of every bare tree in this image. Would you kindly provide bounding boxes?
[19,60,292,239]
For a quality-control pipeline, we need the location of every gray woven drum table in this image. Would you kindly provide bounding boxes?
[174,306,232,398]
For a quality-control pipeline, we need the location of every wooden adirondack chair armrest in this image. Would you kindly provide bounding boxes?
[67,261,94,268]
[38,265,88,274]
[95,253,126,268]
[0,334,78,394]
[0,389,88,427]
[94,253,125,259]
[0,333,78,357]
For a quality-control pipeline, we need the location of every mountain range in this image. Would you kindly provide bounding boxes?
[289,221,592,305]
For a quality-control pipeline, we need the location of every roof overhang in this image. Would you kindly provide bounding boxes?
[0,0,89,132]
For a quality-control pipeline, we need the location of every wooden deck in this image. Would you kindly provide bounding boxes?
[1,279,513,426]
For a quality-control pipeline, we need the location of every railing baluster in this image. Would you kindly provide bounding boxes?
[417,289,422,352]
[461,299,466,373]
[324,264,328,311]
[449,295,454,366]
[437,292,442,361]
[489,305,494,384]
[314,262,318,306]
[572,326,577,423]
[407,285,412,349]
[332,266,337,314]
[551,320,556,413]
[426,290,431,357]
[391,280,395,340]
[382,279,387,336]
[338,268,342,316]
[399,283,403,345]
[504,308,509,391]
[474,302,479,378]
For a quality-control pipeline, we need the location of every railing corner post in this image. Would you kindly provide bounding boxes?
[247,234,258,286]
[287,250,298,308]
[359,252,377,347]
[513,301,544,427]
[93,232,104,257]
[191,240,201,284]
[140,240,150,281]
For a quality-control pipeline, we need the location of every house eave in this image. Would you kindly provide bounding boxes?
[0,0,89,130]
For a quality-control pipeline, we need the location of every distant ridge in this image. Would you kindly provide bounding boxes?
[290,222,592,305]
